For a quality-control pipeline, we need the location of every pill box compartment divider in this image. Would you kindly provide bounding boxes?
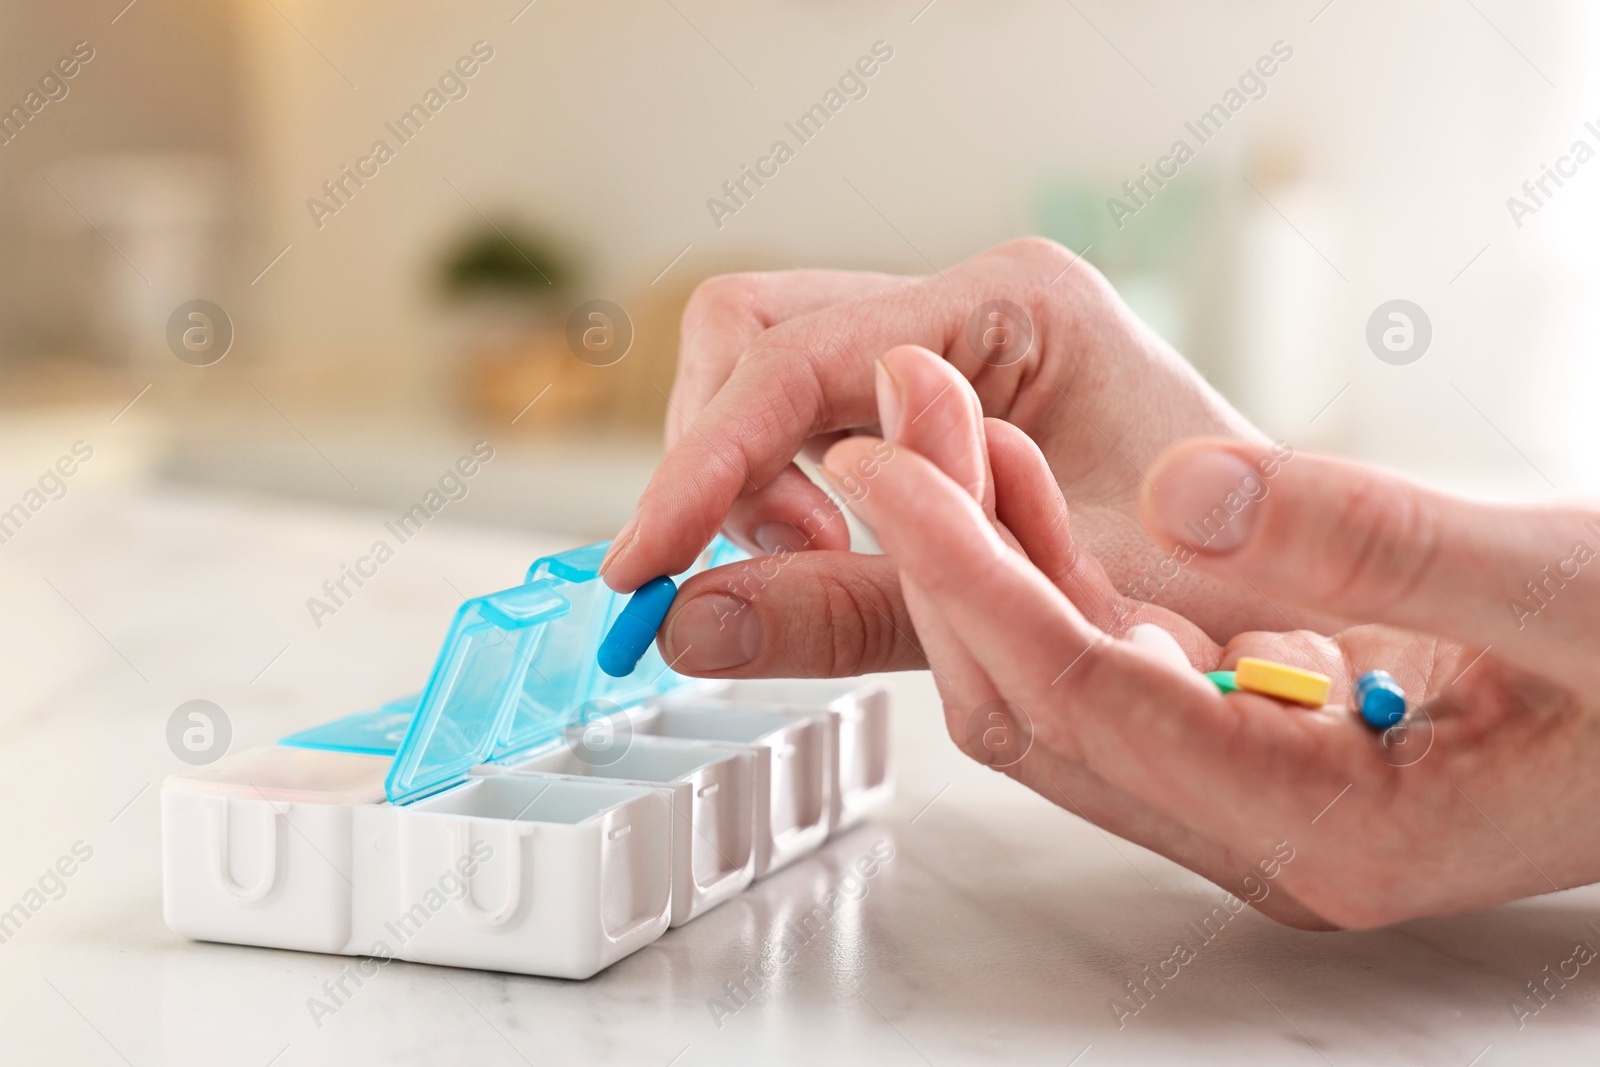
[496,740,756,925]
[668,680,894,833]
[625,703,836,877]
[161,537,894,979]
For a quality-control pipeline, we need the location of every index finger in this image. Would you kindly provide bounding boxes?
[668,269,912,447]
[603,251,1057,591]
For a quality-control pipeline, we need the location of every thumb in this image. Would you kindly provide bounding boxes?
[657,551,924,678]
[1139,439,1600,680]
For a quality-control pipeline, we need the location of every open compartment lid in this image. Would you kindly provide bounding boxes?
[382,536,745,804]
[278,693,420,756]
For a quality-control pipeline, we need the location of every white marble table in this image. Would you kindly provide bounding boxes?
[1,487,1597,1066]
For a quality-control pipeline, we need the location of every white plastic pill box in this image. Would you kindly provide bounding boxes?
[161,538,893,978]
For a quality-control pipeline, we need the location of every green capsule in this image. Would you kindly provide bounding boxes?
[1205,670,1238,694]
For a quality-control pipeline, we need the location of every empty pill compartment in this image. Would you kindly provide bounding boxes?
[628,704,834,877]
[162,745,390,953]
[677,679,893,832]
[496,738,756,925]
[377,775,672,978]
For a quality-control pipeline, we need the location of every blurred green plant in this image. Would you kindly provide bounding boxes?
[438,221,576,304]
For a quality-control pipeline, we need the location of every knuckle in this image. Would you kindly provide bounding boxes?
[992,235,1069,268]
[734,322,837,439]
[976,238,1114,331]
[724,368,817,484]
[810,572,903,676]
[683,272,763,333]
[1317,482,1442,614]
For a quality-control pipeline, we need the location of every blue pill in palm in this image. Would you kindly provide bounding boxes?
[598,576,678,678]
[1355,669,1406,729]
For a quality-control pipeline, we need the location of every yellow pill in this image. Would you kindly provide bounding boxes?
[1232,657,1332,707]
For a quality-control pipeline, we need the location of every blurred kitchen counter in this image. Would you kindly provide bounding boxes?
[0,375,667,541]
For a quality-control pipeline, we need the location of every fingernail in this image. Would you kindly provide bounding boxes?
[598,515,640,576]
[754,521,808,555]
[1147,447,1261,554]
[876,358,905,441]
[666,593,762,672]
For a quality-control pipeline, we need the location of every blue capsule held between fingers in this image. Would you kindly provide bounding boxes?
[597,575,678,678]
[1355,669,1406,729]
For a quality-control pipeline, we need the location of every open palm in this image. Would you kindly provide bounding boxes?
[821,343,1600,928]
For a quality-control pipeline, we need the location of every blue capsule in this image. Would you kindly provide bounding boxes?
[1355,669,1406,729]
[598,576,678,678]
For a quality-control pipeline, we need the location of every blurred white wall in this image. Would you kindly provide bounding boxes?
[229,0,1599,497]
[3,0,1598,508]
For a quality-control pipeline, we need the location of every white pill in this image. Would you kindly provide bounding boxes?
[1125,623,1191,670]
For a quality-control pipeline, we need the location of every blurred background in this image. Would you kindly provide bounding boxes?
[1,0,1596,538]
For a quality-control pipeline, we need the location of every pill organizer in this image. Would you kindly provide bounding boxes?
[161,537,893,979]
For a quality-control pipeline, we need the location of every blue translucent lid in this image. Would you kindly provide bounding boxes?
[279,694,420,756]
[381,536,745,804]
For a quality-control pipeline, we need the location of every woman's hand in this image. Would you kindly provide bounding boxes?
[604,239,1325,678]
[819,344,1600,928]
